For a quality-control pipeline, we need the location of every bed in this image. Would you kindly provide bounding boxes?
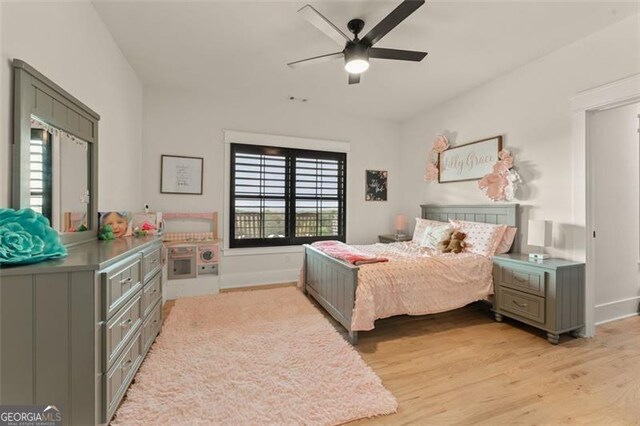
[302,204,519,344]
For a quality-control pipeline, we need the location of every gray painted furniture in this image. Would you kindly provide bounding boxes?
[492,254,585,344]
[304,204,519,344]
[0,236,163,425]
[12,59,99,246]
[378,234,412,243]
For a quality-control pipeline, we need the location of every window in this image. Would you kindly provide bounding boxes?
[29,128,52,220]
[230,143,346,248]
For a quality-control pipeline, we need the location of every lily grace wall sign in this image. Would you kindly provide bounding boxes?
[438,136,502,183]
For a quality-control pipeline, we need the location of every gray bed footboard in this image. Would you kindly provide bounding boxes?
[303,244,359,344]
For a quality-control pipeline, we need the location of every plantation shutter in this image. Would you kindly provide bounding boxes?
[230,144,346,248]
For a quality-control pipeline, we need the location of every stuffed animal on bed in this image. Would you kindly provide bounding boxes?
[438,230,467,254]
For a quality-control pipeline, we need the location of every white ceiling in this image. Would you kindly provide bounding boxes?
[93,1,639,122]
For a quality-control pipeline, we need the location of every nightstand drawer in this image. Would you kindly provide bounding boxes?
[499,288,545,324]
[498,264,545,297]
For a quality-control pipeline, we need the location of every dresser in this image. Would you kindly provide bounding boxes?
[492,254,585,344]
[0,236,163,425]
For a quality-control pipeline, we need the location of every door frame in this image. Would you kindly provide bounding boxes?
[571,74,640,337]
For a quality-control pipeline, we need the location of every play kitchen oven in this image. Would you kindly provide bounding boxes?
[167,245,197,280]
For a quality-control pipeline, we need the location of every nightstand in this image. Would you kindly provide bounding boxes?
[378,234,412,243]
[492,254,585,344]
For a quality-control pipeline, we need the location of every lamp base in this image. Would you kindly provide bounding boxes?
[529,253,550,261]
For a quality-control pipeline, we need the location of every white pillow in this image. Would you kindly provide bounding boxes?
[412,218,448,244]
[449,220,507,256]
[420,223,453,249]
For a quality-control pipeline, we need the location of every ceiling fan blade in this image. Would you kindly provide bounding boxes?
[348,73,360,85]
[299,4,351,47]
[287,52,343,69]
[369,47,428,62]
[362,0,425,47]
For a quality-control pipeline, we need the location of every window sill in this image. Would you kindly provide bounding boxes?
[222,245,304,257]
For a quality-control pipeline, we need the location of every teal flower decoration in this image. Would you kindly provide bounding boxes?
[0,208,67,265]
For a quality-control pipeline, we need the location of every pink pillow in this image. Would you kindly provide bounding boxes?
[495,227,518,254]
[449,220,507,256]
[412,218,448,244]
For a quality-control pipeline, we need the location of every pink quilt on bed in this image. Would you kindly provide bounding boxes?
[348,242,493,331]
[311,240,389,265]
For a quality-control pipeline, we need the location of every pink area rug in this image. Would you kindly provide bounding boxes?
[112,287,397,425]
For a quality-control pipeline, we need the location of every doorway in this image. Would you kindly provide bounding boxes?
[589,103,640,324]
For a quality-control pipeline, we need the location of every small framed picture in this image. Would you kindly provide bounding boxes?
[98,211,132,238]
[161,155,204,195]
[365,170,388,201]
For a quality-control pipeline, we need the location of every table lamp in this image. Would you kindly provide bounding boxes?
[394,214,407,239]
[528,219,552,260]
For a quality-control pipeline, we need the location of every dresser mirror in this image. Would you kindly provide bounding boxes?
[12,59,99,246]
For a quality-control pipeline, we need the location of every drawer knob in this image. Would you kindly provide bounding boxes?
[120,277,132,285]
[514,275,527,283]
[121,359,132,370]
[150,258,158,264]
[512,300,528,308]
[120,318,133,328]
[151,289,158,294]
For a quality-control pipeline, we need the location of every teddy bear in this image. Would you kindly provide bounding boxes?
[439,230,467,254]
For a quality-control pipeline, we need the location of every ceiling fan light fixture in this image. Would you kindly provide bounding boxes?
[345,59,369,74]
[344,42,369,74]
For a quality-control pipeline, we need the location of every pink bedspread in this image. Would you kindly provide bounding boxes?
[348,242,493,331]
[311,240,389,265]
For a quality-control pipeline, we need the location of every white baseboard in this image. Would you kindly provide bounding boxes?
[220,268,300,289]
[595,296,640,325]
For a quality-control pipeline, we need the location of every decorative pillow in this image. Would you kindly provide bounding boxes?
[495,227,518,255]
[419,223,453,249]
[412,218,448,244]
[449,220,507,256]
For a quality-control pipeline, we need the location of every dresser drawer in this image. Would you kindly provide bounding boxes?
[143,299,162,353]
[499,287,545,324]
[142,246,162,283]
[497,264,545,297]
[103,255,142,319]
[105,330,143,421]
[105,292,143,371]
[142,272,162,318]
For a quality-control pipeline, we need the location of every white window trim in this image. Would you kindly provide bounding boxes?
[222,130,351,255]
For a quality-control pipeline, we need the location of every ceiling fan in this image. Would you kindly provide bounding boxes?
[287,0,428,85]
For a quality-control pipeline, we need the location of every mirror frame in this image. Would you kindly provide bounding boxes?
[12,59,100,246]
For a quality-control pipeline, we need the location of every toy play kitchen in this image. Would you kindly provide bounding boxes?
[163,212,220,280]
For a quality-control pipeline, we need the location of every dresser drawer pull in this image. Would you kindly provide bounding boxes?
[120,318,133,328]
[121,359,132,370]
[152,319,158,324]
[151,289,158,294]
[514,275,527,283]
[512,300,528,308]
[120,277,132,285]
[150,258,158,264]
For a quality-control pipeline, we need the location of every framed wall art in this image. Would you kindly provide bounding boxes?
[365,170,388,201]
[438,136,502,183]
[160,155,204,195]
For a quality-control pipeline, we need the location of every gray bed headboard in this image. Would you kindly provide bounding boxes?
[420,204,520,253]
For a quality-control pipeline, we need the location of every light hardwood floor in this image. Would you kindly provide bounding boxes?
[162,289,640,425]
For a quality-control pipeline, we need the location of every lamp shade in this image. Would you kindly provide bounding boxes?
[394,214,407,232]
[527,220,552,247]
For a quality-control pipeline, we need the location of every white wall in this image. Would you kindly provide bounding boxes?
[143,87,402,289]
[1,1,143,211]
[590,102,640,324]
[399,14,640,260]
